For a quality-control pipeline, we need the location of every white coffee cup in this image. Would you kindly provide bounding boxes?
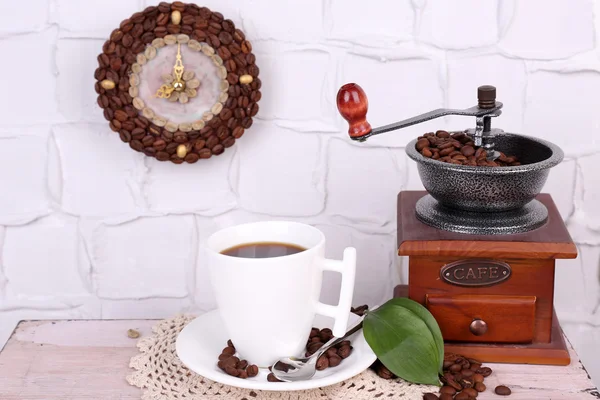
[206,221,357,367]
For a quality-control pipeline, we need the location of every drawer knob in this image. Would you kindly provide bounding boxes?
[470,319,488,336]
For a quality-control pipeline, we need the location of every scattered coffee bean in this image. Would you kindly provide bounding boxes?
[316,355,329,371]
[267,373,282,382]
[476,367,492,377]
[463,387,478,398]
[246,364,259,377]
[473,373,484,383]
[374,362,395,379]
[338,345,352,359]
[439,394,453,400]
[222,347,235,356]
[423,393,439,400]
[454,392,469,400]
[127,329,140,339]
[329,354,342,367]
[474,382,486,392]
[350,304,369,316]
[227,339,234,348]
[495,385,512,396]
[449,364,462,373]
[440,386,456,395]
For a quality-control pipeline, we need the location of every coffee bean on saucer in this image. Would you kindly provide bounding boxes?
[246,364,259,377]
[310,336,322,343]
[329,354,342,367]
[267,372,282,382]
[237,359,248,369]
[316,355,329,371]
[310,328,319,338]
[225,366,239,376]
[319,328,333,341]
[218,353,232,361]
[338,340,351,348]
[351,305,369,316]
[338,345,352,359]
[326,348,338,358]
[495,385,511,396]
[423,393,439,400]
[238,369,248,379]
[220,356,239,370]
[307,341,323,355]
[227,339,235,348]
[222,346,235,356]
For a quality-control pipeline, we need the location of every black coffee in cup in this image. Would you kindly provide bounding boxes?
[221,242,306,258]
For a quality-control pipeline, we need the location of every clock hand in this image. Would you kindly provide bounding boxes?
[155,43,186,98]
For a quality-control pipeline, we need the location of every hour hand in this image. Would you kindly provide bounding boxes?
[155,84,175,98]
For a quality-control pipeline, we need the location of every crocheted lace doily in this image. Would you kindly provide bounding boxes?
[127,315,437,399]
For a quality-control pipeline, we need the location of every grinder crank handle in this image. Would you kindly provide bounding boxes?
[336,83,504,142]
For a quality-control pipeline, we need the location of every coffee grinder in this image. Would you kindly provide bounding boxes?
[336,83,577,365]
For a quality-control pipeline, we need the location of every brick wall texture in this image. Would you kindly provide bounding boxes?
[0,0,599,384]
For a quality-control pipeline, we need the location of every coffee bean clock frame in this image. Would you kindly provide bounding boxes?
[94,1,261,164]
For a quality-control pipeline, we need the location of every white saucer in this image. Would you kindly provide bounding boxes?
[176,309,377,391]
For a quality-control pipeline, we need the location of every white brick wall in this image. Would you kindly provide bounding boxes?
[0,0,599,385]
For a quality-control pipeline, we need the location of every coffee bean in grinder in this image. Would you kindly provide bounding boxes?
[336,83,577,365]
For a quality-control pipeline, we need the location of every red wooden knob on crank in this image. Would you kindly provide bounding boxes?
[336,83,372,139]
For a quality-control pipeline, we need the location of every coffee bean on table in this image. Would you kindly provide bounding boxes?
[449,364,462,373]
[495,385,512,396]
[439,394,453,400]
[423,393,439,400]
[439,386,456,395]
[454,392,469,400]
[476,367,493,377]
[374,362,395,379]
[463,387,478,397]
[473,373,484,383]
[474,382,486,392]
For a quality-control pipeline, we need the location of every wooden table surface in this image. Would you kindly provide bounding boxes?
[0,320,598,399]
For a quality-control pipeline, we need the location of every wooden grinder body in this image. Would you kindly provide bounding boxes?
[397,191,577,365]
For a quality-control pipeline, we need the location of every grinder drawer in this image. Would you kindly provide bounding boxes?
[425,294,536,343]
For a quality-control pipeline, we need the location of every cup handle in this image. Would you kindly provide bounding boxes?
[315,247,357,338]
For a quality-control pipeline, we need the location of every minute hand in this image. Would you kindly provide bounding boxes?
[173,43,184,81]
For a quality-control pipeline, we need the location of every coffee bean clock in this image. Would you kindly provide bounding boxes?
[94,1,261,164]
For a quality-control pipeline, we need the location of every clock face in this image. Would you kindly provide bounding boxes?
[94,2,261,164]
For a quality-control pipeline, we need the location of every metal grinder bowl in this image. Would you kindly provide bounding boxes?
[405,133,564,212]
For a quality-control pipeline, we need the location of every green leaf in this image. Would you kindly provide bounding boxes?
[384,298,445,374]
[363,299,443,386]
